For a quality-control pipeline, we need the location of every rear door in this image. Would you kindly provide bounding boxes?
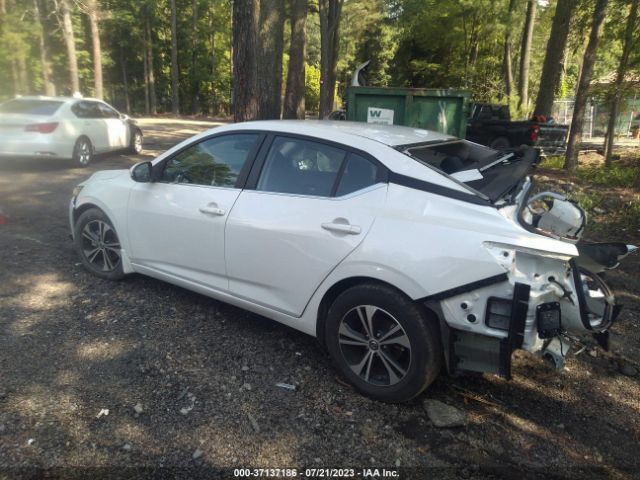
[225,135,387,316]
[127,133,262,291]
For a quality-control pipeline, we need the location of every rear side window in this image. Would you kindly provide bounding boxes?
[0,99,63,115]
[71,101,102,119]
[335,154,379,196]
[257,137,346,197]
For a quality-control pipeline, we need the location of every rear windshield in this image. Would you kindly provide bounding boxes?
[402,140,536,203]
[0,99,64,116]
[405,140,498,174]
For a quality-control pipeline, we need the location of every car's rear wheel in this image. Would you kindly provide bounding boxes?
[74,208,125,281]
[128,129,143,154]
[73,137,93,167]
[325,283,442,402]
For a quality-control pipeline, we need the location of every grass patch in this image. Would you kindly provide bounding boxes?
[539,156,636,188]
[539,155,564,169]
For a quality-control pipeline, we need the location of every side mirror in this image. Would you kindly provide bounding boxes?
[130,161,152,183]
[521,192,586,242]
[120,113,130,121]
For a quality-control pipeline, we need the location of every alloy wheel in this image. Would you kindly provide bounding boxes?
[337,305,412,386]
[133,132,143,153]
[81,220,121,271]
[77,140,92,165]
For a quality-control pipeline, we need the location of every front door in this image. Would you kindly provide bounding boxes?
[97,102,128,150]
[127,133,261,291]
[225,135,386,316]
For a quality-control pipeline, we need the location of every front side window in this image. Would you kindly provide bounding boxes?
[257,137,346,197]
[161,134,258,187]
[97,103,120,119]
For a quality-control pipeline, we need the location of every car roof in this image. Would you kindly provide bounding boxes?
[224,120,455,147]
[6,96,105,104]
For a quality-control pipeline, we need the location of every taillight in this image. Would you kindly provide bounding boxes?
[25,122,59,134]
[530,124,540,142]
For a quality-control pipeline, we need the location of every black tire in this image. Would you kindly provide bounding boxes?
[128,128,143,154]
[74,208,125,281]
[72,136,93,167]
[325,283,443,402]
[489,136,511,150]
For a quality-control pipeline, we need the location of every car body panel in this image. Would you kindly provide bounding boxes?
[127,182,241,291]
[225,184,387,316]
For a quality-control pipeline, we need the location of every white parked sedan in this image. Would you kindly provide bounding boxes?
[0,96,143,166]
[69,120,634,402]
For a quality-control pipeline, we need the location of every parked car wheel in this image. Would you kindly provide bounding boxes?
[72,137,93,167]
[489,136,511,150]
[325,283,442,402]
[128,128,143,154]
[74,208,125,281]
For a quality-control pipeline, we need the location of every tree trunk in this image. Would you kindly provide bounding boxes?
[603,0,638,164]
[283,0,307,119]
[145,8,157,114]
[518,0,537,112]
[170,0,180,115]
[34,0,55,95]
[191,0,200,114]
[58,0,80,94]
[564,0,609,172]
[318,0,343,119]
[232,0,259,121]
[121,48,130,113]
[258,0,285,119]
[86,0,103,99]
[209,5,217,115]
[17,54,28,92]
[534,0,576,118]
[143,41,150,114]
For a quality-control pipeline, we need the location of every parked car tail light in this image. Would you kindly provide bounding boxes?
[530,124,540,142]
[25,122,59,134]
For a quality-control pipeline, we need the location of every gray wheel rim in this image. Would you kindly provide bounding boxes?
[81,220,121,271]
[77,140,91,165]
[134,132,142,153]
[338,305,412,386]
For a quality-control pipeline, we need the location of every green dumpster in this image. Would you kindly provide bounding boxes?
[346,87,471,138]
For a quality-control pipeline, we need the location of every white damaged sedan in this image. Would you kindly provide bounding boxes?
[69,121,636,402]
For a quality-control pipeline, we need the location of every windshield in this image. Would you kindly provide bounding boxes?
[0,99,64,116]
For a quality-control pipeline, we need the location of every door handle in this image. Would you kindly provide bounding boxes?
[199,205,226,216]
[321,222,361,235]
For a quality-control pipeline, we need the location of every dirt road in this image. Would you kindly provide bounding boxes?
[0,119,638,479]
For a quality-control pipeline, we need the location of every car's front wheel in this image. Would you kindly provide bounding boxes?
[72,137,93,167]
[325,283,442,402]
[74,208,125,281]
[128,128,143,154]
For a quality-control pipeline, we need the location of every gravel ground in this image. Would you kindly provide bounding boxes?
[0,120,639,480]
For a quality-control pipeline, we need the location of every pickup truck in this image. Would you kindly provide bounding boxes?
[466,103,569,154]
